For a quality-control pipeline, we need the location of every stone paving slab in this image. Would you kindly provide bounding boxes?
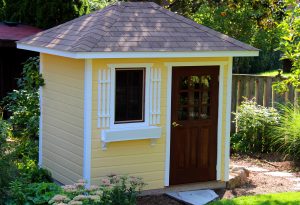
[167,189,218,205]
[264,171,294,177]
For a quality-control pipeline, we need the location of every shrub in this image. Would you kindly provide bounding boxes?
[270,103,300,159]
[232,98,280,153]
[8,182,62,205]
[49,175,145,205]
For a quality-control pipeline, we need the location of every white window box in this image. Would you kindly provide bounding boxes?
[101,126,161,150]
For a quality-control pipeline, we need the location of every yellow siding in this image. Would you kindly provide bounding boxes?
[91,57,230,190]
[41,54,84,185]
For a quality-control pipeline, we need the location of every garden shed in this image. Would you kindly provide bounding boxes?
[17,2,259,190]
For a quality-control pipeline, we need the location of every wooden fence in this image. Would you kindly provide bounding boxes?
[231,74,299,132]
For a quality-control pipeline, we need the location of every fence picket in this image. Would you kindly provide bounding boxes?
[231,74,299,133]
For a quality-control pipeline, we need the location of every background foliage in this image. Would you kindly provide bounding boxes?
[193,0,284,73]
[0,57,52,204]
[1,0,90,28]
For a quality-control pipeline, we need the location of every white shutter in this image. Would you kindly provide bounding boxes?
[150,68,161,125]
[97,68,110,128]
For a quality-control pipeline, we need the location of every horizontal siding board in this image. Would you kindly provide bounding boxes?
[92,153,164,167]
[43,148,82,175]
[91,162,164,175]
[43,89,83,105]
[43,100,83,118]
[43,115,83,137]
[43,158,81,184]
[44,80,84,97]
[43,138,83,165]
[43,123,83,148]
[43,106,83,129]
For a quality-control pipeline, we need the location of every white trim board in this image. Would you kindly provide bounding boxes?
[224,57,233,181]
[83,59,93,186]
[17,43,259,59]
[164,61,226,186]
[38,54,44,167]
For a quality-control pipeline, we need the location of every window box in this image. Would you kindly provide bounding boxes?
[101,126,161,150]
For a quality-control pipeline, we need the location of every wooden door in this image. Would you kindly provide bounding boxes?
[170,66,219,185]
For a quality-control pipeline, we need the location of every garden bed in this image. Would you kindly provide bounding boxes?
[137,155,300,205]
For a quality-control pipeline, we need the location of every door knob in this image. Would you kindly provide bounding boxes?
[172,122,182,127]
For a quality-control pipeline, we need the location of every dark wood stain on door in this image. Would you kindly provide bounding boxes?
[170,66,219,185]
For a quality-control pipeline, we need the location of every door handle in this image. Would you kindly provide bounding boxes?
[172,121,182,127]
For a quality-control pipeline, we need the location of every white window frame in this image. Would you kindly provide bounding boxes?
[108,63,152,129]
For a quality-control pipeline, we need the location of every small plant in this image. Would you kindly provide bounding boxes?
[49,175,145,205]
[270,103,300,160]
[232,98,280,153]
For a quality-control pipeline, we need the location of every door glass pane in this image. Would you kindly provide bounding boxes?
[200,75,211,88]
[190,76,200,89]
[180,76,188,90]
[178,107,188,121]
[194,92,200,106]
[200,106,210,119]
[202,92,210,105]
[190,107,199,120]
[179,92,188,105]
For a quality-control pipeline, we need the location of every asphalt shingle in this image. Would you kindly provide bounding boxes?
[18,2,258,52]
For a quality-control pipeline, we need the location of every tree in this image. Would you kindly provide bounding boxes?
[193,0,285,74]
[274,0,300,92]
[1,0,90,29]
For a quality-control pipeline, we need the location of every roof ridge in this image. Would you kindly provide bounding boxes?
[66,4,121,51]
[155,6,258,51]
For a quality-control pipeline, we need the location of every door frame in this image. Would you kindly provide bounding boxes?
[164,59,233,186]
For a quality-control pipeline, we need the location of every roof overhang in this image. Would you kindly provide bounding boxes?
[17,43,259,59]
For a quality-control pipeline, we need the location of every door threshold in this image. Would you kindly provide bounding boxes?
[141,180,226,195]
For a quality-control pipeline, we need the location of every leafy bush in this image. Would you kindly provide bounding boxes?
[8,182,62,205]
[232,98,280,153]
[2,57,44,139]
[49,175,145,205]
[270,103,300,159]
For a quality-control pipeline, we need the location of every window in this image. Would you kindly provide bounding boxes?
[115,68,145,123]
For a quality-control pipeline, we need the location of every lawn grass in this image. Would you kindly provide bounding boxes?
[257,70,292,77]
[210,192,300,205]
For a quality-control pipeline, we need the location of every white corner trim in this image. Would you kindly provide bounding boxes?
[164,62,225,186]
[101,126,161,150]
[17,43,259,59]
[38,54,44,167]
[83,59,93,186]
[164,64,172,186]
[224,57,233,181]
[108,63,152,129]
[216,64,224,180]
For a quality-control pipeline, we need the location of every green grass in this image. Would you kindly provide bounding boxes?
[210,192,300,205]
[257,70,292,77]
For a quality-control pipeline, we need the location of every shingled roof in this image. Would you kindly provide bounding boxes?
[18,2,258,54]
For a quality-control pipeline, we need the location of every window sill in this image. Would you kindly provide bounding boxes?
[101,126,161,150]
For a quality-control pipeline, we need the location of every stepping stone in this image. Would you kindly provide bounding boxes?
[287,177,300,182]
[245,166,269,172]
[293,183,300,190]
[166,189,219,205]
[264,171,294,177]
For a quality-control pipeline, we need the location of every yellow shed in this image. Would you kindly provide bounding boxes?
[17,2,258,191]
